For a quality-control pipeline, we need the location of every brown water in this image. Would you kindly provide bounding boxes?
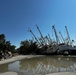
[0,56,76,75]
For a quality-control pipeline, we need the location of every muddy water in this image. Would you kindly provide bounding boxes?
[0,56,76,74]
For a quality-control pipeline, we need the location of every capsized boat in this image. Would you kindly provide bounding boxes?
[55,44,76,55]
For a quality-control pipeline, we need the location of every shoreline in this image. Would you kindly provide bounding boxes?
[0,55,44,65]
[0,55,76,65]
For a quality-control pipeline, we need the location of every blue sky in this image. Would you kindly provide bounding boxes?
[0,0,76,48]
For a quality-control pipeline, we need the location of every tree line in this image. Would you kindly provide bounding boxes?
[0,34,43,59]
[0,34,16,59]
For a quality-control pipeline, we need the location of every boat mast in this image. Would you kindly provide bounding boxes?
[52,25,60,44]
[36,24,45,45]
[65,26,71,45]
[28,28,40,45]
[59,31,65,43]
[48,33,52,44]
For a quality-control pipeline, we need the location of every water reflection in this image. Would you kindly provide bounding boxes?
[19,56,76,74]
[0,56,76,74]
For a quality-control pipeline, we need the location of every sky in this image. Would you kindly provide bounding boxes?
[0,0,76,48]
